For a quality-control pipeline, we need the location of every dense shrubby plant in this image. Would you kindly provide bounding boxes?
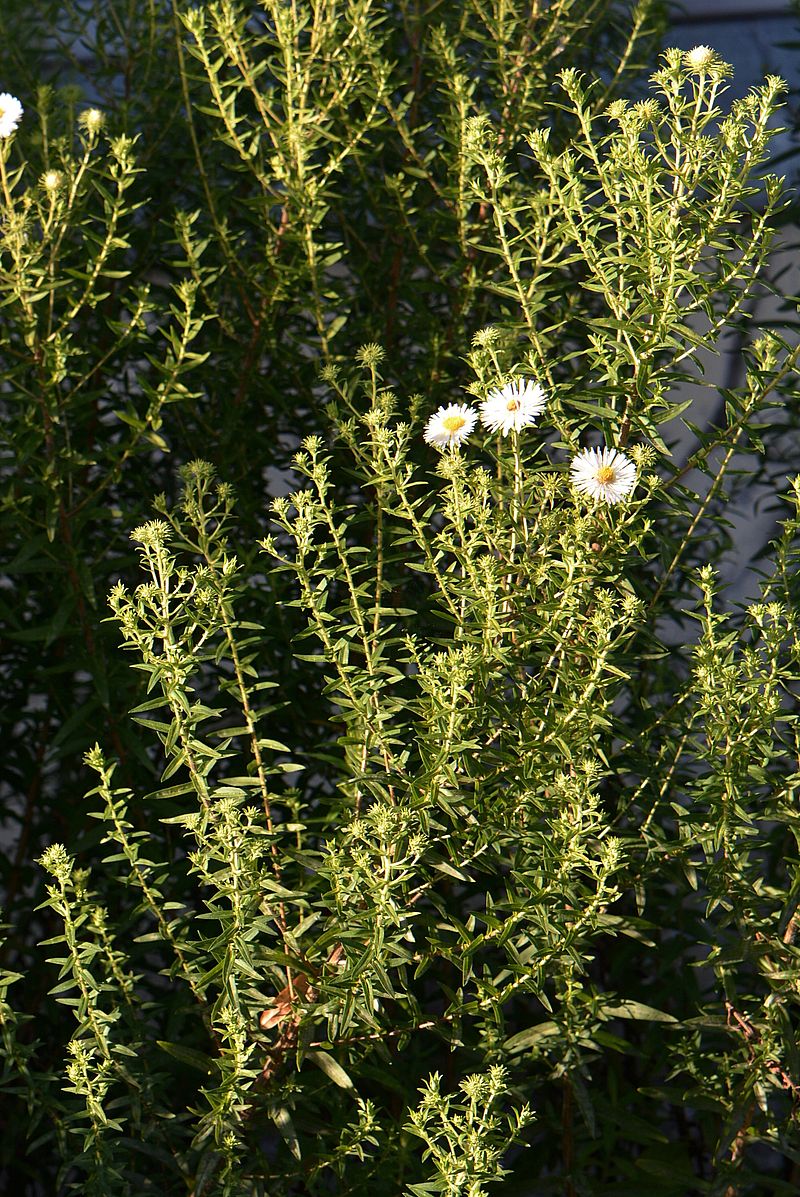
[2,3,800,1195]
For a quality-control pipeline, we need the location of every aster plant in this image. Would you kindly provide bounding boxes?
[1,4,800,1197]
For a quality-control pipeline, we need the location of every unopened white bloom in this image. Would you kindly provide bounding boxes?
[423,402,477,449]
[685,46,715,71]
[0,93,23,138]
[41,169,63,193]
[570,446,636,504]
[79,107,104,136]
[479,378,547,436]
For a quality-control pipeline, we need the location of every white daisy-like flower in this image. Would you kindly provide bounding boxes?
[0,93,23,139]
[423,402,478,449]
[685,46,715,71]
[570,446,637,505]
[479,377,547,436]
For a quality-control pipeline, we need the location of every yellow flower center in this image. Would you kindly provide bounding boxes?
[442,415,466,433]
[506,399,520,411]
[596,466,616,485]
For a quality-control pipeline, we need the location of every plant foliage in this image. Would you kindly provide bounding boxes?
[2,3,800,1195]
